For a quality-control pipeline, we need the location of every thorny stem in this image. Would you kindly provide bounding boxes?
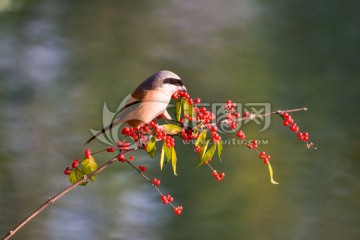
[2,107,310,240]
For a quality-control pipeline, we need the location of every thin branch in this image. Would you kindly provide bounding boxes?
[1,150,133,240]
[235,107,307,123]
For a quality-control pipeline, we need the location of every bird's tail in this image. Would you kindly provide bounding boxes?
[84,120,121,145]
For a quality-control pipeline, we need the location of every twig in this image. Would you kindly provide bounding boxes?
[1,151,132,240]
[235,107,307,122]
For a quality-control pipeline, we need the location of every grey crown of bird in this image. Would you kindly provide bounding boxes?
[85,70,187,145]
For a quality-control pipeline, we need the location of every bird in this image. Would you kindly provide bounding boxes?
[85,70,187,145]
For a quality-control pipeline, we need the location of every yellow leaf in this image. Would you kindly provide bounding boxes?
[160,143,165,170]
[216,140,223,159]
[195,130,207,147]
[146,136,157,158]
[267,162,279,185]
[175,100,182,121]
[171,147,177,176]
[69,168,86,186]
[159,124,182,135]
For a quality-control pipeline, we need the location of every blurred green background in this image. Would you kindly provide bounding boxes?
[1,1,359,239]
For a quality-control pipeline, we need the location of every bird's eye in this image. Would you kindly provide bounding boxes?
[164,78,183,86]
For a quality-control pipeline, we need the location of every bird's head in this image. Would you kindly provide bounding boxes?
[133,70,187,98]
[159,70,187,95]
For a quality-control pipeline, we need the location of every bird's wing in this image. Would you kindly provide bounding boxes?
[84,97,142,145]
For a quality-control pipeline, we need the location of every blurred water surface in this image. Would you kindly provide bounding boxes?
[0,1,359,240]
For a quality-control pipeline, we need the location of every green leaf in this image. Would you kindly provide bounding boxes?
[69,168,86,186]
[146,136,157,158]
[81,156,98,183]
[199,139,210,160]
[160,124,182,135]
[197,143,217,168]
[164,143,172,163]
[160,142,165,170]
[216,140,223,159]
[184,100,195,118]
[267,162,279,185]
[195,130,207,147]
[175,99,182,121]
[171,147,177,176]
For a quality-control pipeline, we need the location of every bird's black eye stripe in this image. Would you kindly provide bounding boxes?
[163,78,183,86]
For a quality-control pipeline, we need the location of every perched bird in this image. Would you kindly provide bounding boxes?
[85,70,187,144]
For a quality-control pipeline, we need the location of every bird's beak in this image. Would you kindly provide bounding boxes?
[181,85,187,92]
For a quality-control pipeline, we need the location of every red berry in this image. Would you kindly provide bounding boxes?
[282,112,289,118]
[212,170,218,177]
[283,121,290,126]
[85,149,91,159]
[107,147,115,152]
[219,172,225,179]
[195,146,201,153]
[303,135,309,141]
[243,111,249,118]
[72,159,79,168]
[118,154,126,162]
[297,132,304,140]
[64,167,71,175]
[195,98,201,104]
[121,127,129,135]
[129,156,134,161]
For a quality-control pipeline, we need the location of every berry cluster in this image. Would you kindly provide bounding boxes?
[152,178,161,186]
[279,111,315,149]
[259,151,271,164]
[212,170,225,181]
[172,91,190,101]
[180,128,197,143]
[236,130,245,140]
[246,140,258,149]
[210,125,221,143]
[164,136,175,148]
[194,106,216,124]
[224,100,241,130]
[174,206,183,215]
[161,194,173,204]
